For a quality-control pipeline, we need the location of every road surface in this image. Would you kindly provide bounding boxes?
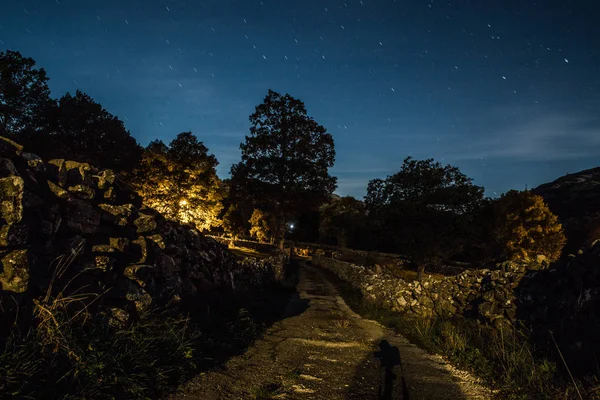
[172,262,490,400]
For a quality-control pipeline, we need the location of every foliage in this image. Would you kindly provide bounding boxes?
[0,50,54,136]
[22,90,143,172]
[365,157,484,274]
[134,132,224,231]
[222,204,249,239]
[231,89,336,247]
[249,209,273,243]
[493,190,566,263]
[319,196,366,247]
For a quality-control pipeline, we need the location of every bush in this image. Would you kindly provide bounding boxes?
[494,190,566,264]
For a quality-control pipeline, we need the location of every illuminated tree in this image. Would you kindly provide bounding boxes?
[365,157,484,276]
[231,90,336,248]
[134,132,224,231]
[319,196,366,247]
[249,209,273,243]
[494,190,566,263]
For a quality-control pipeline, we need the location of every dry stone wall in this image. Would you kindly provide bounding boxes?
[313,255,524,327]
[0,137,284,327]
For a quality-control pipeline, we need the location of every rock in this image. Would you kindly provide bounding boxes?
[110,237,129,252]
[0,137,23,158]
[146,234,165,249]
[67,184,96,200]
[94,170,116,190]
[125,281,152,312]
[0,175,24,224]
[0,158,18,178]
[125,264,155,288]
[0,249,29,293]
[108,308,130,329]
[65,161,94,186]
[47,180,68,199]
[95,256,116,271]
[134,213,157,233]
[46,159,67,186]
[98,203,134,226]
[103,187,116,202]
[0,224,28,247]
[130,236,147,264]
[21,152,44,172]
[63,197,100,234]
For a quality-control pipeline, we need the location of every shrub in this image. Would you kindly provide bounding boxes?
[494,190,566,263]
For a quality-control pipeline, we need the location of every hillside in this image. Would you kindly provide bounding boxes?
[533,166,600,252]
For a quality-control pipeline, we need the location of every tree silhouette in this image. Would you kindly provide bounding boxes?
[46,91,142,171]
[319,196,366,248]
[0,50,53,136]
[366,157,484,276]
[231,90,336,248]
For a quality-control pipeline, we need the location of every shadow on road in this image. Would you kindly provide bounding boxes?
[344,340,409,400]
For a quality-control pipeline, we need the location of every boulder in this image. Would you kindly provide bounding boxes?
[68,184,96,200]
[46,159,67,186]
[0,137,23,158]
[134,213,157,233]
[0,249,29,293]
[0,158,18,178]
[0,224,28,247]
[98,203,134,226]
[63,197,100,234]
[0,175,24,224]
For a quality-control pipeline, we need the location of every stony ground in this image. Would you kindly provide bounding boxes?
[172,262,491,400]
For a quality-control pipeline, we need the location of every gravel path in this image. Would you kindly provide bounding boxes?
[172,262,492,400]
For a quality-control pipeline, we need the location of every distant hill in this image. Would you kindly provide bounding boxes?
[533,167,600,253]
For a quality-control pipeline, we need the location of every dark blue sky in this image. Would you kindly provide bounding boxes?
[1,0,599,197]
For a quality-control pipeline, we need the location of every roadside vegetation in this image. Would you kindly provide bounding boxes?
[329,272,598,400]
[0,257,297,399]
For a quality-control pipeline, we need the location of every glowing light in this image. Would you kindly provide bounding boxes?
[179,199,188,206]
[289,224,295,229]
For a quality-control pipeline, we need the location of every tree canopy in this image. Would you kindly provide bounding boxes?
[42,91,142,171]
[493,190,566,264]
[134,132,224,231]
[231,89,336,247]
[0,50,53,135]
[365,157,484,274]
[319,196,366,248]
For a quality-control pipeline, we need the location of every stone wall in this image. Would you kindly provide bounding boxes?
[313,255,524,327]
[516,242,600,376]
[209,236,279,254]
[0,137,284,327]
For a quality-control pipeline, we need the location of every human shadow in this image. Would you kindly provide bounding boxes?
[373,340,410,400]
[344,339,408,400]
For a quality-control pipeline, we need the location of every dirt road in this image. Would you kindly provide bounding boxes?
[173,262,491,400]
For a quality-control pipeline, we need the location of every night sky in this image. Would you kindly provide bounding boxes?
[1,1,599,197]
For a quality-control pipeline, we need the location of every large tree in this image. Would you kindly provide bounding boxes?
[319,196,366,248]
[493,190,566,264]
[365,157,484,276]
[0,50,53,135]
[134,132,224,231]
[231,90,336,247]
[32,91,142,171]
